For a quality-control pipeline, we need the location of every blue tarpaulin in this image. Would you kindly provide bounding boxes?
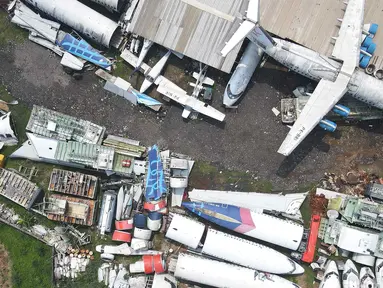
[57,33,112,69]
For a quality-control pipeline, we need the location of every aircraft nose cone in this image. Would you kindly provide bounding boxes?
[291,262,305,275]
[223,89,241,107]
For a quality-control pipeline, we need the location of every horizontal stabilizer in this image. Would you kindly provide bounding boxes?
[192,72,214,86]
[221,20,255,57]
[247,25,276,51]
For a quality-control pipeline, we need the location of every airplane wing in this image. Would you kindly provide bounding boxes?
[120,48,151,73]
[277,74,350,156]
[155,76,186,94]
[221,20,255,57]
[332,0,364,75]
[221,0,259,57]
[192,72,214,86]
[156,77,225,122]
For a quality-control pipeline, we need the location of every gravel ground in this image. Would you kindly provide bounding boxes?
[0,39,382,190]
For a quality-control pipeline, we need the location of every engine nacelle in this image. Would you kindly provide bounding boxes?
[333,104,350,117]
[319,119,337,132]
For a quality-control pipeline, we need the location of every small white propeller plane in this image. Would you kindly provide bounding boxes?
[121,49,225,122]
[221,0,383,156]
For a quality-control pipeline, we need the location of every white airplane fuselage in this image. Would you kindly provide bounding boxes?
[223,42,264,107]
[266,38,383,110]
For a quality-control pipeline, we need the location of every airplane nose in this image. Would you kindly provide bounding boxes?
[223,91,237,107]
[291,262,305,275]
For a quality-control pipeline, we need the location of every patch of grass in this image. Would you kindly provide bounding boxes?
[303,264,316,288]
[5,159,54,190]
[300,196,312,229]
[0,195,55,228]
[190,161,273,192]
[0,224,52,288]
[0,10,28,46]
[192,161,218,175]
[113,57,133,80]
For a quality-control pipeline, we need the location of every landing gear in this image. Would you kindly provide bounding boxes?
[63,66,83,80]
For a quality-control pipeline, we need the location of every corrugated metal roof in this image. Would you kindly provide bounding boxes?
[260,0,383,66]
[129,0,248,73]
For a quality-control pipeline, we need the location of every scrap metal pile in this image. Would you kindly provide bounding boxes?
[4,103,383,288]
[0,104,314,288]
[54,249,94,280]
[0,203,90,253]
[305,171,383,287]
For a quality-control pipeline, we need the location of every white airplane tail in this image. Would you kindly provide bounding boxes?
[221,0,276,57]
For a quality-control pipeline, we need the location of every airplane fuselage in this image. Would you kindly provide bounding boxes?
[223,42,264,107]
[266,39,383,109]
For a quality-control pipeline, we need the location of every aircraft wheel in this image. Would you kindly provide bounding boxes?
[73,72,83,80]
[63,66,74,75]
[362,36,373,48]
[367,43,377,55]
[369,23,379,35]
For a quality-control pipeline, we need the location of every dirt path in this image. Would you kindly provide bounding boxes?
[0,243,11,288]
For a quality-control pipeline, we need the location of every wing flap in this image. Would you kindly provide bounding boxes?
[278,75,350,156]
[332,0,364,75]
[221,20,256,57]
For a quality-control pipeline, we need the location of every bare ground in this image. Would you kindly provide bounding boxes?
[0,244,11,288]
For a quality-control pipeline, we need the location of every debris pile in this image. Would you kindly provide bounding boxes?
[0,203,89,253]
[309,194,328,215]
[54,250,93,280]
[319,170,382,195]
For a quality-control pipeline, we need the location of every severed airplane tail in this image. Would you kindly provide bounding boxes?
[221,0,276,57]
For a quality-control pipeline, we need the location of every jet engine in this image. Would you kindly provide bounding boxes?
[333,104,350,117]
[319,119,337,132]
